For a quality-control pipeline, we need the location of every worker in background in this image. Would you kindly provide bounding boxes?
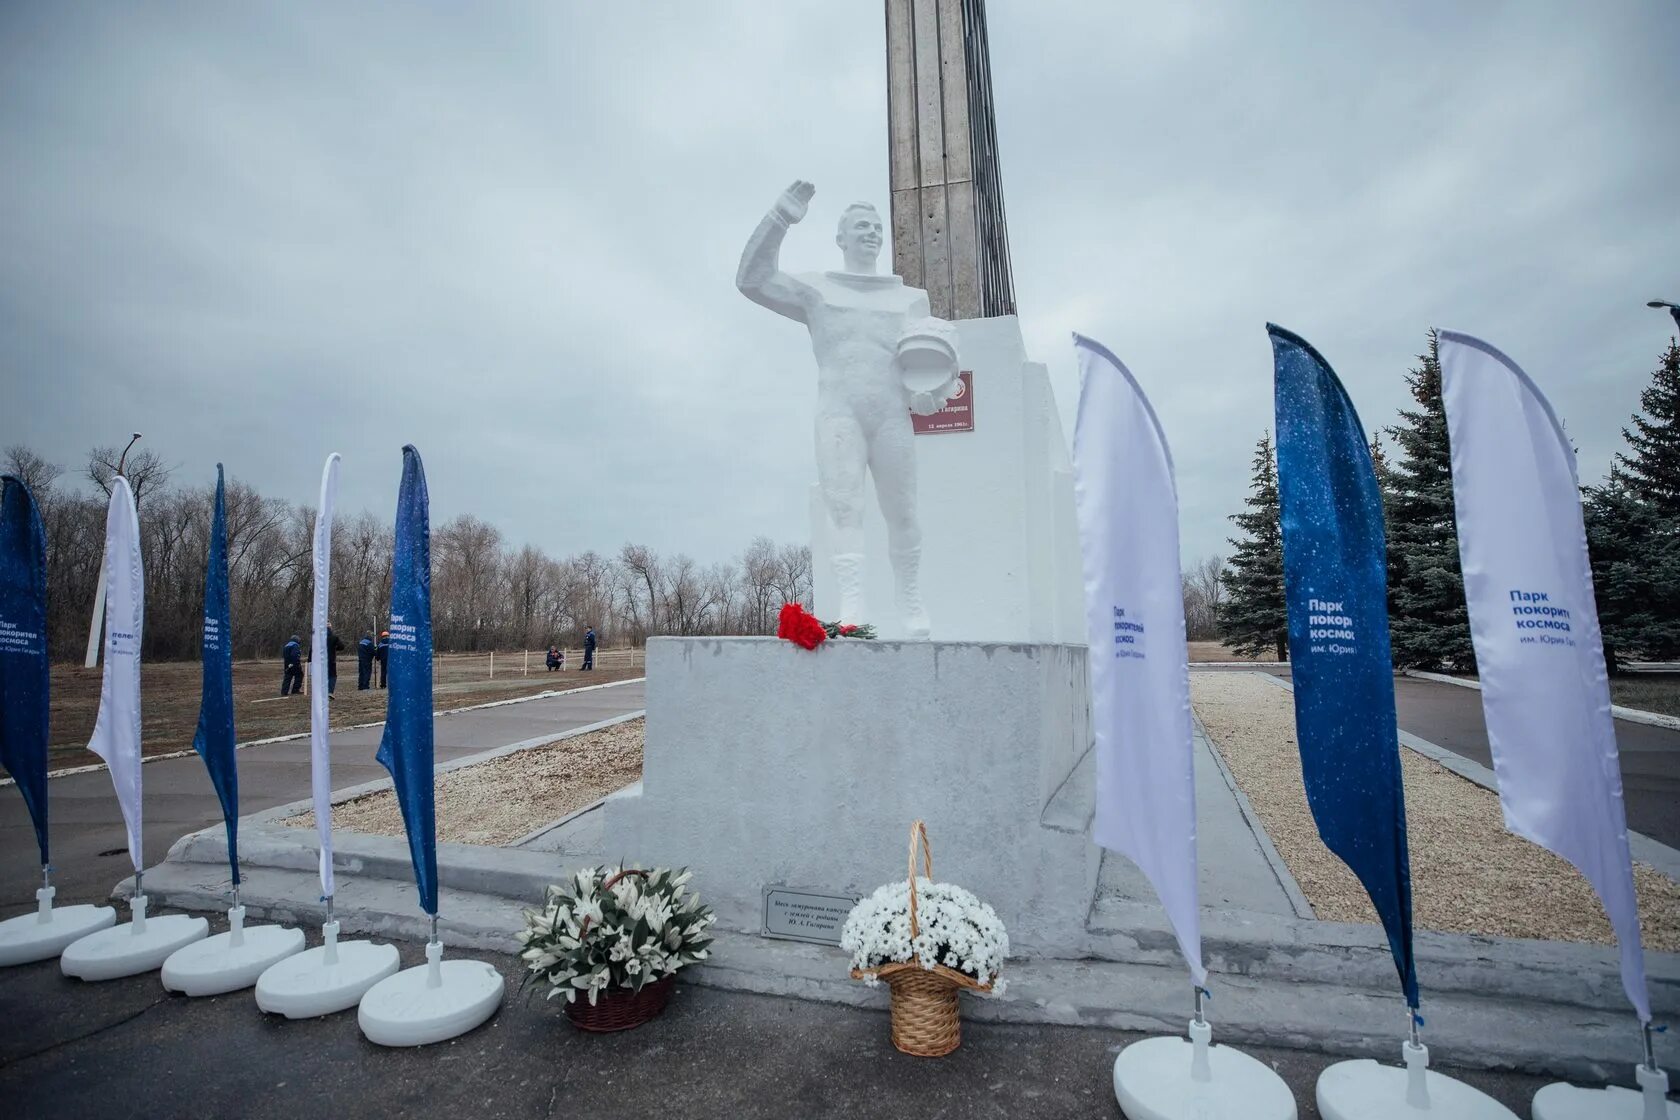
[582,625,597,671]
[357,631,375,690]
[375,630,390,688]
[281,634,304,696]
[545,645,561,672]
[311,624,344,697]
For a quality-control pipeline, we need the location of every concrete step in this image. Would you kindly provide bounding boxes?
[1086,895,1678,1017]
[128,855,1657,1083]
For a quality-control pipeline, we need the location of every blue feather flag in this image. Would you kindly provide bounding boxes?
[0,477,51,867]
[376,446,437,916]
[191,465,239,883]
[1269,325,1419,1009]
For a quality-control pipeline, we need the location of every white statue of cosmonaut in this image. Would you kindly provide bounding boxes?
[736,180,960,638]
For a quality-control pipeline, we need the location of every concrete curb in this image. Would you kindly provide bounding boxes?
[1190,661,1291,668]
[11,675,646,787]
[1251,671,1680,882]
[134,820,1680,1083]
[1402,669,1680,731]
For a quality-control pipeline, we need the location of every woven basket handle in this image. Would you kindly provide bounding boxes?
[906,820,933,941]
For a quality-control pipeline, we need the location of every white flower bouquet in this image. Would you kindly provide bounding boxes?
[518,865,714,1028]
[841,821,1008,1057]
[841,877,1009,996]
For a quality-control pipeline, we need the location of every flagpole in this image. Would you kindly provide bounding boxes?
[161,465,305,996]
[0,476,117,964]
[255,453,403,1017]
[61,476,209,980]
[1437,332,1670,1120]
[1070,334,1293,1120]
[359,446,503,1046]
[81,434,140,670]
[1270,326,1516,1120]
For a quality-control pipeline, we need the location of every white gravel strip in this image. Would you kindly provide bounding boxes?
[284,718,644,847]
[1190,672,1680,952]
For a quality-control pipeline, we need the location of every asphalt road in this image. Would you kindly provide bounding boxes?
[0,929,1552,1120]
[0,679,647,917]
[1198,666,1680,850]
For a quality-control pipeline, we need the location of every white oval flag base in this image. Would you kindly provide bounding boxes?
[1317,1045,1518,1120]
[1532,1065,1677,1120]
[61,895,208,981]
[357,941,503,1047]
[0,887,116,966]
[1114,1021,1297,1120]
[255,921,401,1018]
[160,905,305,997]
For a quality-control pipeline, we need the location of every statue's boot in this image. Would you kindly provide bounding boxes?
[834,552,867,624]
[891,546,932,639]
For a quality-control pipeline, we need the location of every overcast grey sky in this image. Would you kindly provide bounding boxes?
[3,1,1677,568]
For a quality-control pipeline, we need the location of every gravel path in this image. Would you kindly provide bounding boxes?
[1190,672,1680,952]
[284,718,644,846]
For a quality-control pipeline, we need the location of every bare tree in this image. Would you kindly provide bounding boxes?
[1181,554,1226,642]
[618,543,662,638]
[775,543,813,610]
[87,445,172,509]
[4,445,63,498]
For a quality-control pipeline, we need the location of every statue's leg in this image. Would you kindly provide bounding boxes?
[868,415,930,638]
[815,410,869,622]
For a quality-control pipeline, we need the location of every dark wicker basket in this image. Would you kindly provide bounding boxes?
[564,973,676,1032]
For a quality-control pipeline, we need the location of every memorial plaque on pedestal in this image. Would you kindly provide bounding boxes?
[761,887,858,946]
[911,370,975,435]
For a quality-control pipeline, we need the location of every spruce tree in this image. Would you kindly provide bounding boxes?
[1384,331,1474,671]
[1219,432,1288,661]
[1614,340,1680,518]
[1370,432,1403,620]
[1587,338,1680,662]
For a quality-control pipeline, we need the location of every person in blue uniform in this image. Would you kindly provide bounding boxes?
[357,631,375,690]
[281,634,304,696]
[582,626,597,671]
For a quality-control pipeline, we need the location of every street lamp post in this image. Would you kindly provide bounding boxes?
[1649,299,1680,334]
[82,432,143,668]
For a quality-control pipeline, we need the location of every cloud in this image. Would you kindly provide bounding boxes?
[2,0,1676,573]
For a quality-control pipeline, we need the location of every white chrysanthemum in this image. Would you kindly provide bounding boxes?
[840,877,1008,993]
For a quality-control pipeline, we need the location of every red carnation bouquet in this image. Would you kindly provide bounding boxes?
[778,603,829,650]
[778,604,878,650]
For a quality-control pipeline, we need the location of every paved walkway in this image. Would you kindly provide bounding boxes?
[1096,723,1307,917]
[1196,667,1680,850]
[0,680,646,914]
[0,942,1550,1119]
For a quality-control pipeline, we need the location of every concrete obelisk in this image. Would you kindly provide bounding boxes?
[885,0,1016,321]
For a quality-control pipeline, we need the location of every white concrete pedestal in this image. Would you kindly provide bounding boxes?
[1318,1045,1519,1120]
[256,922,401,1018]
[0,888,116,966]
[604,636,1097,955]
[1113,1021,1297,1120]
[358,942,503,1047]
[60,895,208,981]
[160,905,305,996]
[1532,1065,1678,1119]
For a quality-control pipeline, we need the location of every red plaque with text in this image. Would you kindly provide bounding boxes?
[911,371,974,435]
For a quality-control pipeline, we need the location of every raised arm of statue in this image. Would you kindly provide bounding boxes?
[735,180,819,324]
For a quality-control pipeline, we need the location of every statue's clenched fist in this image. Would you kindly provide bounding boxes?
[774,180,815,225]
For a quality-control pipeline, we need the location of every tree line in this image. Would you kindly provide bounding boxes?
[1217,328,1680,671]
[2,445,813,663]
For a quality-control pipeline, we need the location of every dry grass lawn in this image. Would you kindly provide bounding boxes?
[1191,671,1680,952]
[284,717,645,846]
